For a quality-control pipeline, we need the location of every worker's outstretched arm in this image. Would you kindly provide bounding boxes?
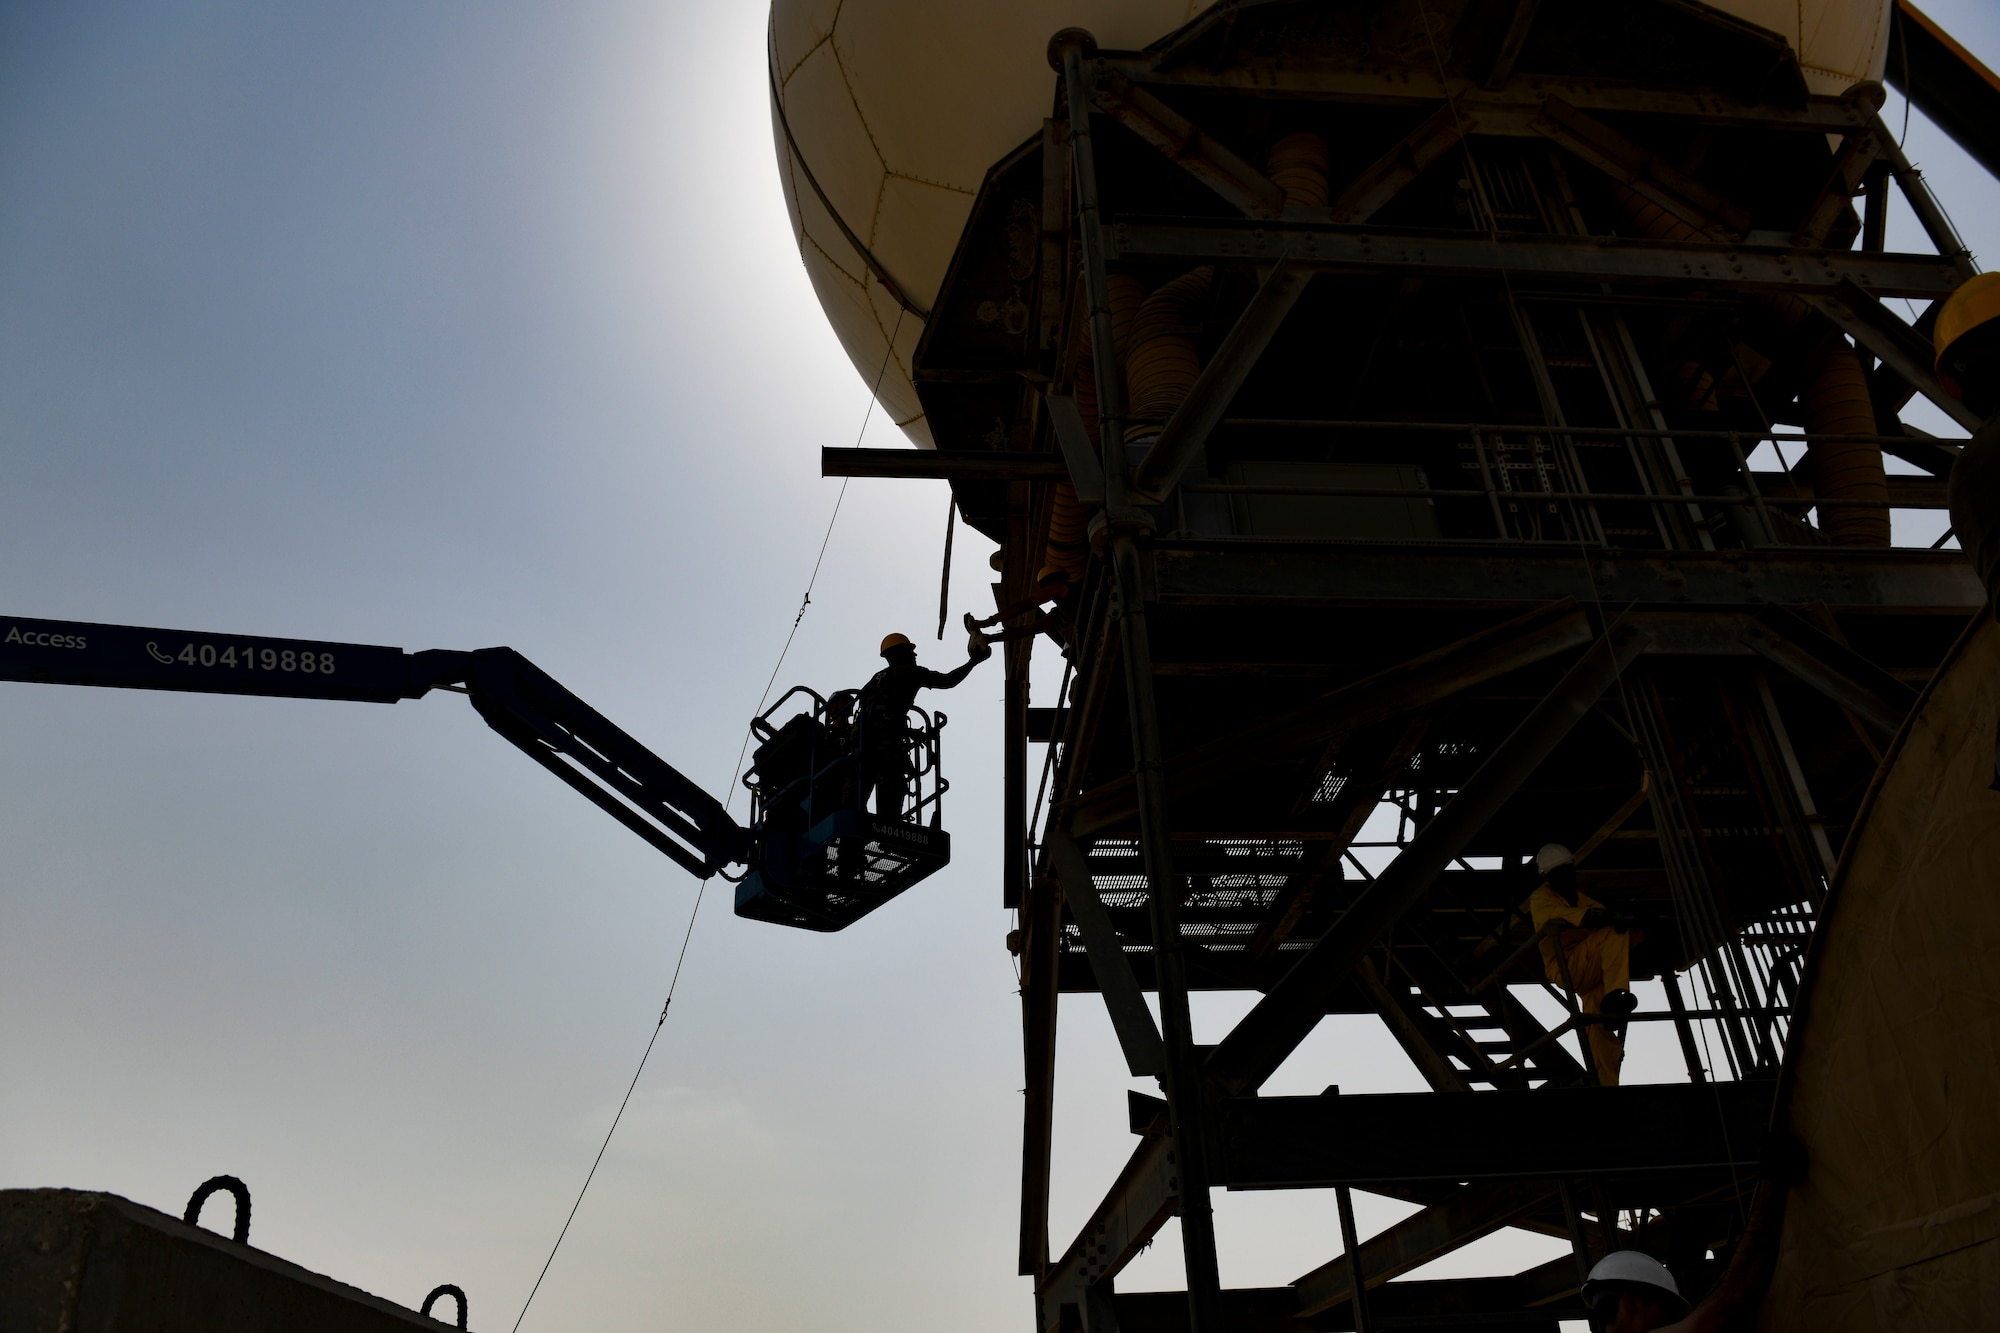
[921,654,985,691]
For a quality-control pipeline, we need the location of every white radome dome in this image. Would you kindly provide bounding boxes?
[1716,0,1892,97]
[769,0,1891,447]
[770,0,1203,446]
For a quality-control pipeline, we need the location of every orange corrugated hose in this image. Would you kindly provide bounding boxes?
[1045,275,1146,578]
[1126,267,1214,432]
[1801,345,1891,546]
[1609,185,1888,546]
[1120,135,1326,435]
[1267,131,1331,208]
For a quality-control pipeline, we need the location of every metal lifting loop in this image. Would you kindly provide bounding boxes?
[420,1283,468,1329]
[183,1174,251,1243]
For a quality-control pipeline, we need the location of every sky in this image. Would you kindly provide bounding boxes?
[0,4,1995,1332]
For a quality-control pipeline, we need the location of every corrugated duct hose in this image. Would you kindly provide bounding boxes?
[1119,134,1328,449]
[1126,266,1216,437]
[1798,346,1891,545]
[1046,273,1145,579]
[1612,186,1889,546]
[1047,134,1328,573]
[1266,130,1331,209]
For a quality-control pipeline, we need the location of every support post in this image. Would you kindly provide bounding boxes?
[1109,536,1224,1333]
[1870,112,1979,279]
[1019,836,1064,1275]
[1060,30,1222,1330]
[1556,1182,1595,1286]
[1660,970,1708,1085]
[1006,627,1031,908]
[1336,1185,1373,1333]
[1081,1278,1123,1333]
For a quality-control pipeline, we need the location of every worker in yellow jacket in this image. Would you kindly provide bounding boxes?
[1527,843,1639,1085]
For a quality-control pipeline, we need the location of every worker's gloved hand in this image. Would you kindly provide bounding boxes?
[1581,907,1634,932]
[968,630,993,661]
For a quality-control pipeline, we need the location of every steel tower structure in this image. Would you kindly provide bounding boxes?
[828,1,1994,1327]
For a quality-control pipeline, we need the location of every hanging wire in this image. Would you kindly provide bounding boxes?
[1898,5,1913,149]
[724,307,909,794]
[508,891,705,1333]
[507,307,908,1332]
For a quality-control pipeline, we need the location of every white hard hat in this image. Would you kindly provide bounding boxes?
[1582,1251,1686,1313]
[1534,843,1575,874]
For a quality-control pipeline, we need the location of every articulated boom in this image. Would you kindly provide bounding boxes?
[0,614,748,883]
[3,614,958,929]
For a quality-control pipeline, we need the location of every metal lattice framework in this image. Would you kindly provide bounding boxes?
[827,1,1996,1328]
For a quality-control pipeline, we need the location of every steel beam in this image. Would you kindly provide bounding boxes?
[1019,797,1064,1276]
[1218,1082,1771,1187]
[1813,279,1987,432]
[1045,393,1107,503]
[1290,1179,1558,1317]
[1531,96,1752,235]
[1092,70,1287,220]
[1108,535,1224,1328]
[1093,56,1871,134]
[1129,258,1310,504]
[1048,829,1167,1077]
[1204,621,1651,1097]
[1039,1135,1179,1331]
[1888,0,2000,179]
[1869,112,1979,279]
[1109,1273,1582,1333]
[1484,0,1542,87]
[1068,600,1593,833]
[1326,104,1471,224]
[1063,28,1221,1328]
[1740,604,1919,737]
[1353,957,1475,1094]
[1105,1288,1301,1333]
[821,448,1066,481]
[1107,222,1963,299]
[1249,721,1430,961]
[1148,541,1984,611]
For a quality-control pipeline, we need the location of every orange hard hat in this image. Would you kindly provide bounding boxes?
[880,633,914,656]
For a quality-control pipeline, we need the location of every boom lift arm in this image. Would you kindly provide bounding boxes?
[0,615,748,880]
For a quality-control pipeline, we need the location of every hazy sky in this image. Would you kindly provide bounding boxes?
[2,5,1995,1331]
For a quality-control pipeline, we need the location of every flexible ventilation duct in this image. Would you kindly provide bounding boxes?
[1045,274,1147,579]
[1126,267,1215,433]
[1610,184,1888,545]
[1266,131,1332,208]
[1801,346,1892,546]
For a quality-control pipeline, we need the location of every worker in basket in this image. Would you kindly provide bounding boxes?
[1527,843,1640,1086]
[856,632,988,818]
[964,564,1075,654]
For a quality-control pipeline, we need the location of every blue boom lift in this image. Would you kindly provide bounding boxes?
[0,615,951,931]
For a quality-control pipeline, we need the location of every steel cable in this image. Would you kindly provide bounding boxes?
[508,309,907,1332]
